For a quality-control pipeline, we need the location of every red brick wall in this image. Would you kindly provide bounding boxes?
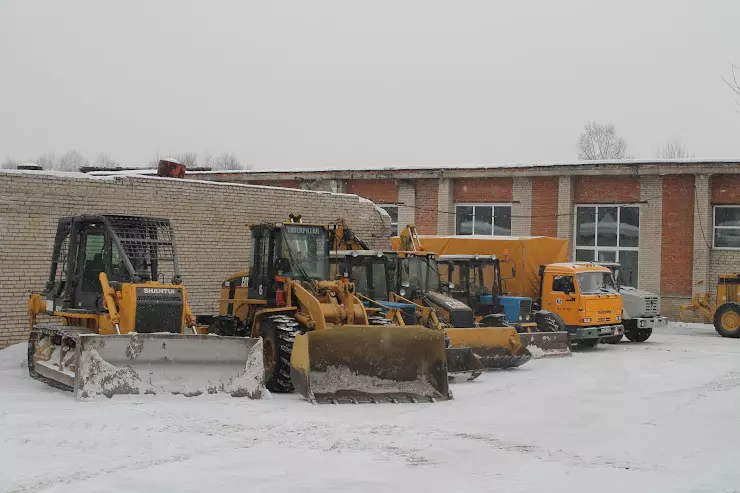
[661,175,694,295]
[346,179,399,204]
[574,176,640,203]
[531,177,559,237]
[711,175,740,204]
[415,179,439,234]
[453,178,513,203]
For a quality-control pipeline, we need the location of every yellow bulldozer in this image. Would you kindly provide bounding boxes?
[27,215,265,400]
[207,215,451,404]
[680,275,740,337]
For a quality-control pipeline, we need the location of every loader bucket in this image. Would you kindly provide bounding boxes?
[445,326,532,369]
[518,332,572,358]
[445,347,485,382]
[75,333,265,400]
[290,325,451,404]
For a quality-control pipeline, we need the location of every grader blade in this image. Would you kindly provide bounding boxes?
[445,326,532,370]
[518,332,572,358]
[290,325,451,404]
[74,333,265,400]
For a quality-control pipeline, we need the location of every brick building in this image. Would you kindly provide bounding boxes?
[173,159,740,319]
[0,170,390,348]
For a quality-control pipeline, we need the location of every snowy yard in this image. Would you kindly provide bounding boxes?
[2,323,740,493]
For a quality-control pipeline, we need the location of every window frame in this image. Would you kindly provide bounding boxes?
[378,204,399,236]
[713,205,740,251]
[573,204,641,287]
[454,203,513,236]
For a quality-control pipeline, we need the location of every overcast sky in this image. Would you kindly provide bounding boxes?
[1,1,739,170]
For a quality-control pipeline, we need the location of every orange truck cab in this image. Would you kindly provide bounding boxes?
[538,263,624,347]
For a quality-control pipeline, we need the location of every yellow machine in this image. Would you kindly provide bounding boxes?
[680,275,740,337]
[26,215,264,400]
[537,263,624,347]
[394,225,532,368]
[208,215,451,404]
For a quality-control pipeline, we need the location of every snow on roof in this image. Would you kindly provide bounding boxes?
[0,169,113,180]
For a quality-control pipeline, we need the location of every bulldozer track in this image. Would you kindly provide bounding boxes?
[26,324,90,394]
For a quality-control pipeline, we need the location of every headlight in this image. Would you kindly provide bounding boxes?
[583,318,592,323]
[519,315,523,321]
[616,315,622,321]
[525,314,530,321]
[401,281,411,288]
[400,289,407,297]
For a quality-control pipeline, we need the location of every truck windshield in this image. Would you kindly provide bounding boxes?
[282,225,329,280]
[404,256,440,293]
[576,271,617,295]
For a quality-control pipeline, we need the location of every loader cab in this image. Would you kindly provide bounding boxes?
[329,250,394,301]
[247,222,331,306]
[44,215,181,314]
[395,252,441,298]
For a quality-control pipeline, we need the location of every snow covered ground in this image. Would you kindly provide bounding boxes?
[2,322,740,493]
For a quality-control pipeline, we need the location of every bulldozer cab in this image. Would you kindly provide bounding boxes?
[45,215,180,314]
[247,221,332,305]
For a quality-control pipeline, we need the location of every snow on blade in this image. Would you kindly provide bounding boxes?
[309,365,439,396]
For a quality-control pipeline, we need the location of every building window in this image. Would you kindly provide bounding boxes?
[378,205,399,236]
[574,205,640,287]
[455,204,512,236]
[714,206,740,249]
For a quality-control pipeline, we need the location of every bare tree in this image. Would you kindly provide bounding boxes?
[175,152,198,167]
[576,122,629,160]
[722,63,740,107]
[212,152,241,170]
[654,140,694,159]
[58,150,89,171]
[2,157,17,169]
[34,152,57,169]
[200,152,213,169]
[93,153,120,168]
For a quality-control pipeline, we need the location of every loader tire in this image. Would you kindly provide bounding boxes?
[368,316,393,326]
[259,315,300,393]
[624,329,651,342]
[713,303,740,338]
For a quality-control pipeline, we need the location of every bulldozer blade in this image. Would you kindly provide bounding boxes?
[75,333,265,400]
[518,332,572,358]
[290,325,451,404]
[445,326,532,370]
[445,347,484,382]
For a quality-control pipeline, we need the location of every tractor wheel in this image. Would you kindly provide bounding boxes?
[535,311,566,333]
[713,303,740,338]
[259,315,301,393]
[625,329,652,342]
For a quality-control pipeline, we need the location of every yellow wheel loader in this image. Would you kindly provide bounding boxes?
[329,249,485,382]
[208,216,451,404]
[680,275,740,337]
[26,215,264,400]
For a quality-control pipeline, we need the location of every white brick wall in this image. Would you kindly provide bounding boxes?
[437,178,455,235]
[398,181,416,229]
[692,175,712,296]
[639,175,663,293]
[557,176,574,260]
[710,250,740,296]
[511,177,532,236]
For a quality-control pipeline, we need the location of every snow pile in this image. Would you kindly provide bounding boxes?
[77,348,155,399]
[309,365,443,397]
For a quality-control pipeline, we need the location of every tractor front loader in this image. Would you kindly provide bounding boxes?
[209,216,451,404]
[27,215,264,400]
[680,275,740,338]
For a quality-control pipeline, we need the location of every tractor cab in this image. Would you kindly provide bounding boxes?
[394,251,441,299]
[437,255,501,316]
[329,250,395,302]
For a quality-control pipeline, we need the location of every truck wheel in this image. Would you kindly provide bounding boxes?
[579,339,600,348]
[713,303,740,338]
[535,311,566,333]
[625,329,652,342]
